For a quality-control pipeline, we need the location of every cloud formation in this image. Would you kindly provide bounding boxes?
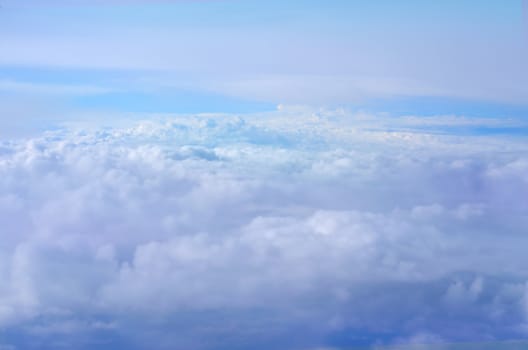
[0,109,527,349]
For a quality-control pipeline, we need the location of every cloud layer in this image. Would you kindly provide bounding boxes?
[0,109,527,349]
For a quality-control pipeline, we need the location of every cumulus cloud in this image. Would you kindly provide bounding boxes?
[0,109,527,349]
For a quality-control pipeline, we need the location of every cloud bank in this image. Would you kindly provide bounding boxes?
[0,109,527,349]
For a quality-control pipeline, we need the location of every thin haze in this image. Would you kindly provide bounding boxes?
[0,1,526,115]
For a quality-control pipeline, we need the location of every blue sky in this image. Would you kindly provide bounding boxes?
[0,0,527,134]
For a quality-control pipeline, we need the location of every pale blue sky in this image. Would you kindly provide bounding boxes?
[0,0,526,133]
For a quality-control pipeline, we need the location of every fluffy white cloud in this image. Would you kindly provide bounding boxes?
[0,109,527,349]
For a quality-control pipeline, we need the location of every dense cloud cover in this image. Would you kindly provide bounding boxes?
[0,109,527,349]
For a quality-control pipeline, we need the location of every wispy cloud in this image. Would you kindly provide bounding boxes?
[1,1,526,105]
[0,79,117,95]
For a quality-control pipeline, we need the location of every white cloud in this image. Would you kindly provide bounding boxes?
[0,110,527,349]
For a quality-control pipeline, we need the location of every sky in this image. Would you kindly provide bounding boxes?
[1,1,528,350]
[0,0,527,132]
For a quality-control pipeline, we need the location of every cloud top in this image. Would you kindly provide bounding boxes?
[0,109,527,349]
